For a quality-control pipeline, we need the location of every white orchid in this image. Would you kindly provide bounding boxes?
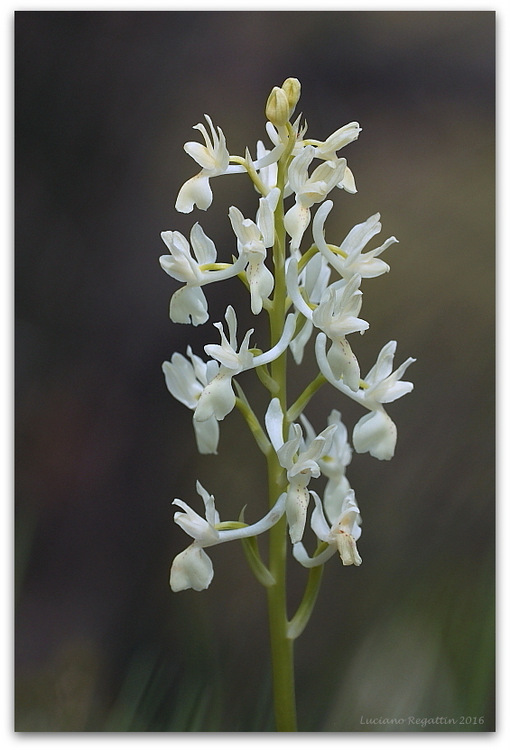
[170,481,287,591]
[316,333,415,460]
[352,341,416,460]
[254,139,279,192]
[312,122,361,161]
[359,340,416,407]
[288,253,331,364]
[293,489,362,568]
[160,223,246,325]
[286,257,368,390]
[162,347,220,454]
[157,79,419,737]
[265,116,359,195]
[194,306,296,423]
[284,146,347,253]
[175,115,244,213]
[313,201,398,281]
[265,399,337,544]
[161,79,415,684]
[302,121,360,194]
[312,275,368,391]
[228,188,280,314]
[301,410,352,520]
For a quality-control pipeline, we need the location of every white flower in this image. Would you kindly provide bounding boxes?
[301,410,352,521]
[315,333,415,460]
[293,489,362,568]
[265,116,358,196]
[359,340,416,408]
[312,275,368,390]
[313,122,361,161]
[175,115,243,213]
[254,139,279,192]
[194,306,296,423]
[265,399,337,543]
[160,223,246,325]
[228,188,280,314]
[351,340,416,460]
[170,481,286,591]
[288,253,331,364]
[302,121,361,194]
[162,347,220,454]
[351,410,398,462]
[286,257,367,391]
[313,201,398,280]
[284,146,346,253]
[170,544,214,592]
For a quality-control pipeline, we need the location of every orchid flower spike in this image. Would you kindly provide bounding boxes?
[170,481,287,591]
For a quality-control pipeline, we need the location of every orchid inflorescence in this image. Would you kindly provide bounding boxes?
[160,78,415,597]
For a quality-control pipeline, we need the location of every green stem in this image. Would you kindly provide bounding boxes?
[255,364,280,395]
[297,243,319,272]
[234,391,272,456]
[230,153,269,196]
[241,535,276,587]
[266,451,296,731]
[265,124,299,732]
[287,542,330,640]
[287,565,324,641]
[287,373,327,423]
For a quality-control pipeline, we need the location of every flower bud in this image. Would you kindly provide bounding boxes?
[281,77,301,115]
[265,86,290,127]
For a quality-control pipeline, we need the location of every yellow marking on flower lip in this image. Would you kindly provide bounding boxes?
[199,262,232,272]
[215,521,248,531]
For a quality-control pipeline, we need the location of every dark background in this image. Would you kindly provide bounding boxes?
[15,10,495,732]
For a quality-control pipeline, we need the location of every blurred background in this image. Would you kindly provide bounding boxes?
[15,10,495,732]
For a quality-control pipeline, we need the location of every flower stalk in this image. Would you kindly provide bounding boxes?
[264,143,298,730]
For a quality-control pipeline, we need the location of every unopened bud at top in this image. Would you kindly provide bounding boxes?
[265,86,290,127]
[282,77,301,115]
